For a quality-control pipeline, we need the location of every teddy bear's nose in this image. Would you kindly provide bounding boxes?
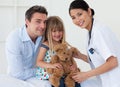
[65,58,68,61]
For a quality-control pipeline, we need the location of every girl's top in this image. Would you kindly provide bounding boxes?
[36,44,52,80]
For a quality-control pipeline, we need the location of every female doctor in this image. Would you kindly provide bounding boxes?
[68,0,120,87]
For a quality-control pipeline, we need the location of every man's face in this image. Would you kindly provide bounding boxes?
[26,12,47,39]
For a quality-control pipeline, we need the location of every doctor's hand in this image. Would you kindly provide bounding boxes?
[72,72,90,83]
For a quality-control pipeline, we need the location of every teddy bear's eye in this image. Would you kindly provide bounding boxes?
[63,52,65,54]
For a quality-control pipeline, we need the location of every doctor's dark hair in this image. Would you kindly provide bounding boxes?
[69,0,95,16]
[25,5,48,21]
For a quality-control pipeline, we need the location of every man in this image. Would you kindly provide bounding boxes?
[6,5,48,81]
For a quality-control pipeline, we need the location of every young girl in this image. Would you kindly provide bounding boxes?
[35,16,80,87]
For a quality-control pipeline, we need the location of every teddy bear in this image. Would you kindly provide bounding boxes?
[46,43,80,87]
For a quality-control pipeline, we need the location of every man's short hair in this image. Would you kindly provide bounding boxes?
[25,5,48,21]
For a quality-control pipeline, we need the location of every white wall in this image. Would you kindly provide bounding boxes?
[0,0,120,74]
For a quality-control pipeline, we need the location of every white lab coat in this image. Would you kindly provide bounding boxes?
[87,20,120,87]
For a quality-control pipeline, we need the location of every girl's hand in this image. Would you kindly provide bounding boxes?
[72,72,89,83]
[52,63,63,69]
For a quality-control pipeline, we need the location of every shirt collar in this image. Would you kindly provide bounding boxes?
[21,25,31,42]
[21,25,42,42]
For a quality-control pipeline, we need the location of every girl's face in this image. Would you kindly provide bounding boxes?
[70,8,92,30]
[51,30,63,43]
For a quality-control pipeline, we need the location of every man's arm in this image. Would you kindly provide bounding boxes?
[6,32,36,80]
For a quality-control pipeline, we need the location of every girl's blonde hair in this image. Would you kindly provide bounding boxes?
[44,16,66,52]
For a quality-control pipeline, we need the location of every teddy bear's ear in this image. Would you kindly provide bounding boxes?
[54,43,68,52]
[62,43,68,49]
[53,45,61,52]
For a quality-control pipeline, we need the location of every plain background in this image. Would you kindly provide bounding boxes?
[0,0,120,74]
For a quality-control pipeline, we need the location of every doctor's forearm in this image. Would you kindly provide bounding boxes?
[86,56,118,78]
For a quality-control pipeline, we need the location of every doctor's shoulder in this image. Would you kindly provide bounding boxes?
[93,20,113,35]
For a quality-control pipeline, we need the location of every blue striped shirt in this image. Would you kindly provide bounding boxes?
[6,25,42,80]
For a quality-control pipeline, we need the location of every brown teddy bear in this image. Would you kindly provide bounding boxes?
[46,43,80,87]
